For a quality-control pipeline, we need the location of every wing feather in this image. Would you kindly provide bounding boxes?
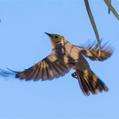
[16,54,70,81]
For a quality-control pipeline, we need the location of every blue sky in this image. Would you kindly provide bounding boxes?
[0,0,119,119]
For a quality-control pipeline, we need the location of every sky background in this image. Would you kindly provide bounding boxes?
[0,0,119,119]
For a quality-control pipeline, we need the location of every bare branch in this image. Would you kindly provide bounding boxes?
[84,0,101,52]
[104,0,119,20]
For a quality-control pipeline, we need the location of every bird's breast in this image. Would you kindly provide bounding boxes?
[64,43,81,60]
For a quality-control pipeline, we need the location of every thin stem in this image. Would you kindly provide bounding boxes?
[104,0,119,20]
[84,0,101,51]
[108,0,111,14]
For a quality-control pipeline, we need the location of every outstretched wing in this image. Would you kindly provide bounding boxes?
[16,54,70,81]
[81,42,113,61]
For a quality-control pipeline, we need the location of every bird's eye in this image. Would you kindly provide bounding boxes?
[55,36,58,38]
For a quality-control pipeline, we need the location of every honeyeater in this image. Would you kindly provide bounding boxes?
[0,32,112,96]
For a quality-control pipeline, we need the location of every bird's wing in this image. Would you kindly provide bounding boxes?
[79,41,113,61]
[15,54,70,81]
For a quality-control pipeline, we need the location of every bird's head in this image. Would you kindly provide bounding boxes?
[45,32,65,46]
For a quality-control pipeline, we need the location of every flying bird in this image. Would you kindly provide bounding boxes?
[0,33,113,96]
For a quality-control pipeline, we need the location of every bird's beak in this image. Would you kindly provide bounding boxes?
[45,32,52,38]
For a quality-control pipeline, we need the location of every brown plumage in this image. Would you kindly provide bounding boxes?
[0,33,113,96]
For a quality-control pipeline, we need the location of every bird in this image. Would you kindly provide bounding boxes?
[0,32,113,96]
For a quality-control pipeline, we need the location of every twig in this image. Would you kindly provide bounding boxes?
[104,0,119,20]
[84,0,101,53]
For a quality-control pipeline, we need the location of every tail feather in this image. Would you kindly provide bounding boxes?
[72,70,108,96]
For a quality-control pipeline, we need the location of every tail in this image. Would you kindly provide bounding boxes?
[82,41,113,61]
[72,70,108,96]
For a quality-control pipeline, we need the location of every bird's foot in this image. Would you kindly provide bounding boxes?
[71,72,78,79]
